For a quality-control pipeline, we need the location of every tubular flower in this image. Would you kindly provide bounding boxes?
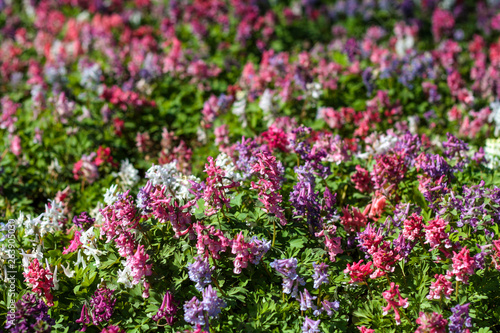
[382,282,408,325]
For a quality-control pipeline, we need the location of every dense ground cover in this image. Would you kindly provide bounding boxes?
[1,0,500,332]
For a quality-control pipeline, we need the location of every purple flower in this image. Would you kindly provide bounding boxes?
[312,262,330,289]
[302,317,321,333]
[183,297,205,326]
[299,289,317,312]
[270,258,305,298]
[5,293,54,333]
[249,237,271,264]
[187,256,213,292]
[320,300,340,316]
[136,182,154,214]
[73,212,95,229]
[89,287,116,325]
[201,285,226,319]
[152,291,177,324]
[442,133,469,172]
[449,303,472,333]
[421,154,451,180]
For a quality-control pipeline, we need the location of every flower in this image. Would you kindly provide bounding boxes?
[89,287,116,325]
[344,260,374,284]
[23,259,54,306]
[448,303,472,333]
[382,282,408,325]
[72,212,95,230]
[299,288,317,312]
[183,297,205,326]
[270,258,305,298]
[302,317,321,333]
[187,256,213,291]
[312,262,329,289]
[112,159,139,188]
[201,285,226,318]
[152,291,177,325]
[5,293,54,333]
[427,274,454,300]
[451,247,475,284]
[415,312,448,333]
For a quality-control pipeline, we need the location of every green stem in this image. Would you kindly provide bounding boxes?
[272,219,277,248]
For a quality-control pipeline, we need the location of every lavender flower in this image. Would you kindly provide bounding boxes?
[443,133,469,172]
[184,297,205,326]
[312,262,330,289]
[249,237,271,264]
[187,256,213,291]
[449,303,472,333]
[270,258,305,297]
[299,289,317,312]
[302,317,321,333]
[136,182,153,215]
[5,293,54,333]
[201,285,226,319]
[320,300,340,316]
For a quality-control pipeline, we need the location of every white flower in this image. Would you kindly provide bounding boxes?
[232,94,247,128]
[485,138,500,169]
[79,227,104,267]
[146,162,179,188]
[395,35,414,57]
[113,159,140,188]
[48,158,62,174]
[215,153,243,183]
[104,184,119,206]
[197,126,208,144]
[259,89,273,113]
[62,263,75,278]
[117,263,134,289]
[306,82,323,100]
[19,246,43,268]
[52,265,59,290]
[39,199,64,236]
[488,101,500,136]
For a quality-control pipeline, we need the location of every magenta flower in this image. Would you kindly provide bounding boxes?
[152,291,177,325]
[344,260,374,284]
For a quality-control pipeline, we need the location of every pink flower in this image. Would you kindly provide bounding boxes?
[427,274,454,300]
[424,217,452,252]
[316,227,343,262]
[194,223,229,260]
[63,230,82,254]
[431,8,455,41]
[382,282,408,325]
[344,260,374,284]
[415,312,448,333]
[10,135,22,156]
[351,165,373,194]
[364,193,387,220]
[73,153,99,183]
[451,247,475,284]
[358,327,375,333]
[214,124,230,146]
[402,213,424,241]
[251,152,286,225]
[23,259,54,306]
[126,245,152,285]
[340,206,367,233]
